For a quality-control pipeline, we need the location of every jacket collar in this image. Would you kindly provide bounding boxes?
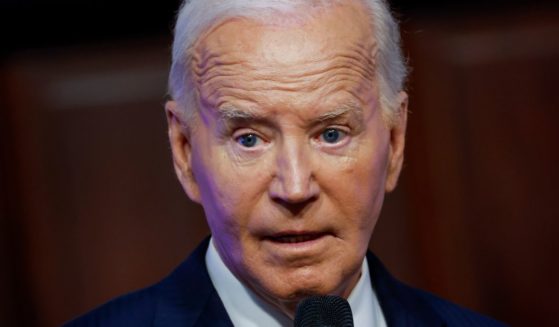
[153,238,233,327]
[152,237,444,327]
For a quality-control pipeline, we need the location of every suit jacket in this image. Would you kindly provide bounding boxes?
[64,238,506,326]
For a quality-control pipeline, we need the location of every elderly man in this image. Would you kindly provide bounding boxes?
[66,0,505,326]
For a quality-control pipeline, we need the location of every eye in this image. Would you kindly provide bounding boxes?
[319,128,347,144]
[235,133,261,148]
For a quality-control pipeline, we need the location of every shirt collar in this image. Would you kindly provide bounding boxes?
[205,237,387,327]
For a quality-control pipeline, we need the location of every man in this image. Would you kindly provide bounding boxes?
[66,0,505,326]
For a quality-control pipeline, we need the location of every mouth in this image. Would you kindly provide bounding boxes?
[261,231,335,262]
[266,232,330,244]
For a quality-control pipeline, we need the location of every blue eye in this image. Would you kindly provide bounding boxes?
[320,128,345,144]
[236,133,260,147]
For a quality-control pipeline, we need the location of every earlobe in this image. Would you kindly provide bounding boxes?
[165,100,201,203]
[385,91,408,192]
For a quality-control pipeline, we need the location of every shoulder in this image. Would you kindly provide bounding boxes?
[404,284,508,326]
[62,285,158,327]
[366,252,508,326]
[62,238,215,327]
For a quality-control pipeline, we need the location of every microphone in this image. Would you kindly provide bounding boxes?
[294,295,354,327]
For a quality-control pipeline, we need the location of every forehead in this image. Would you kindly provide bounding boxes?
[195,2,374,62]
[191,2,378,114]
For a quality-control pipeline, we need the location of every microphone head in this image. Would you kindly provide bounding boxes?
[294,295,354,327]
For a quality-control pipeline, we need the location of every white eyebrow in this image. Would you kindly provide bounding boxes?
[217,106,260,121]
[314,101,363,122]
[216,101,364,125]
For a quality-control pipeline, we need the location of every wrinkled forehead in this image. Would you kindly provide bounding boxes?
[189,2,378,106]
[195,2,375,62]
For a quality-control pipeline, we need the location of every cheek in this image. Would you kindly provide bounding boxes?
[191,147,271,231]
[323,142,389,230]
[190,149,234,227]
[358,152,389,222]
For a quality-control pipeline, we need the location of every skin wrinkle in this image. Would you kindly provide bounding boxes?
[188,17,257,68]
[202,76,357,99]
[195,50,376,82]
[194,68,380,129]
[196,68,365,96]
[190,16,378,76]
[197,71,376,114]
[202,82,361,112]
[194,55,377,101]
[192,19,379,107]
[199,68,365,95]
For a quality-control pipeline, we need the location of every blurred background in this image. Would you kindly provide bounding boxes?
[1,0,558,326]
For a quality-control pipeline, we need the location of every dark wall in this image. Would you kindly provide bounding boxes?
[1,0,555,55]
[402,9,559,323]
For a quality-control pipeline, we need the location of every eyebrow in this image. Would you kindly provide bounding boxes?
[313,101,363,123]
[216,101,364,126]
[217,106,261,121]
[215,106,270,131]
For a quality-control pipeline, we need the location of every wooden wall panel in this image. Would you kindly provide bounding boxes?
[404,9,559,325]
[1,41,209,327]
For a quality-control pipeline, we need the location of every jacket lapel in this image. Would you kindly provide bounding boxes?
[367,252,445,327]
[153,238,234,327]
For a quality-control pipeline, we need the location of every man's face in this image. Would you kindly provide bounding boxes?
[167,2,407,317]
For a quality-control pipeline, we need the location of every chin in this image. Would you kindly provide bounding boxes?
[262,271,348,302]
[258,279,348,319]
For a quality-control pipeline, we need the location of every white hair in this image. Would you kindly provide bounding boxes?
[168,0,407,123]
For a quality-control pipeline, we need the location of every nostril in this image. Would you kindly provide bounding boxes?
[272,196,318,216]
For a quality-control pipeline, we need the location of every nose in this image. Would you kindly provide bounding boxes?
[269,137,319,208]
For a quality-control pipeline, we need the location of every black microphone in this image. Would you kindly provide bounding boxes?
[294,295,354,327]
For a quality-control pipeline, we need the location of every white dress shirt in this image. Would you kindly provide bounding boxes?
[205,238,387,327]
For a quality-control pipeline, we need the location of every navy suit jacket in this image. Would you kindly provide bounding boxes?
[64,238,506,326]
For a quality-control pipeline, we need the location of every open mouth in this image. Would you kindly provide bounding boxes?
[268,232,328,244]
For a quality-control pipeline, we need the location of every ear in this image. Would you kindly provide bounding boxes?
[385,91,408,192]
[165,100,201,203]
